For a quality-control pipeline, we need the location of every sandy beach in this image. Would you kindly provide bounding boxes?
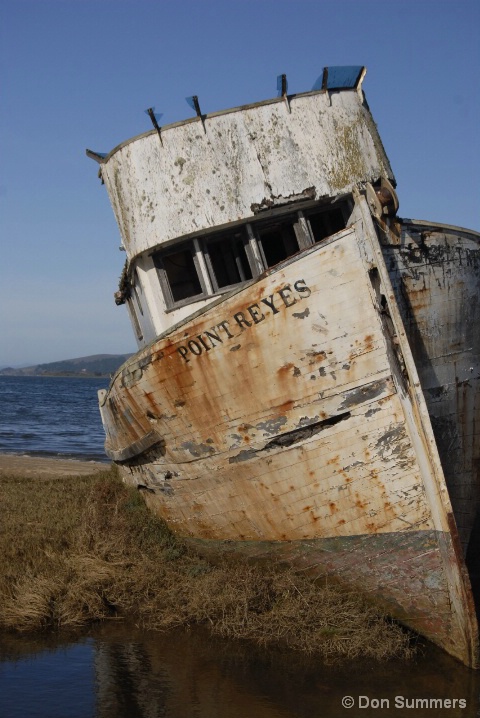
[0,453,111,478]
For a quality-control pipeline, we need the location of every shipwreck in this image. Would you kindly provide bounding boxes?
[87,66,480,667]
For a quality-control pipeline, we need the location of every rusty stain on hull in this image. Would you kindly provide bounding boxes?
[90,69,480,667]
[98,221,478,666]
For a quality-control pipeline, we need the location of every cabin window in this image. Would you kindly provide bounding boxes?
[154,244,206,307]
[151,200,351,311]
[204,231,253,291]
[154,231,257,309]
[306,206,347,243]
[256,219,299,268]
[163,248,202,301]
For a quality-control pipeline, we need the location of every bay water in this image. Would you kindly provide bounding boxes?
[1,376,480,717]
[0,376,110,461]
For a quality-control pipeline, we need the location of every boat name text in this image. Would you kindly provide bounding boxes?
[176,279,311,363]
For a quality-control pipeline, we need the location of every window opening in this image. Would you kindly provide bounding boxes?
[205,231,253,291]
[257,220,299,268]
[151,200,351,311]
[307,207,346,243]
[157,246,203,303]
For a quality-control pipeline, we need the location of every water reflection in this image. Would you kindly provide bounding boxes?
[1,625,480,717]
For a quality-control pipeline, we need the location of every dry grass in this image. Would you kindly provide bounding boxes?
[0,467,414,661]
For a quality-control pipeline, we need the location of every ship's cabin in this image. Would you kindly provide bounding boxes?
[121,196,353,347]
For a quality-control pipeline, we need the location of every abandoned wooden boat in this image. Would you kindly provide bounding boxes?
[87,66,480,667]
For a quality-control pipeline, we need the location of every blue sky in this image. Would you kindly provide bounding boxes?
[1,0,479,367]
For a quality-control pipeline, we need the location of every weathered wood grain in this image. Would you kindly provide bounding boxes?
[91,76,479,667]
[383,222,480,552]
[98,216,478,666]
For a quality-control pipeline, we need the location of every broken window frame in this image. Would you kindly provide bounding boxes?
[303,202,350,244]
[131,269,144,316]
[202,228,254,293]
[152,199,351,311]
[153,241,209,310]
[249,209,320,269]
[253,212,301,269]
[127,296,144,342]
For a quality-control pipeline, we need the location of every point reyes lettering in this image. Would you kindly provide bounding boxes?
[176,279,311,363]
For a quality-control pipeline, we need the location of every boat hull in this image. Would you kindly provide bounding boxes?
[182,530,471,665]
[99,210,478,666]
[383,221,480,553]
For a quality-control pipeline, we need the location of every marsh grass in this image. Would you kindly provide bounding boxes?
[0,468,414,661]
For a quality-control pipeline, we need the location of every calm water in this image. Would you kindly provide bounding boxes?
[0,376,109,461]
[1,376,480,716]
[2,625,480,718]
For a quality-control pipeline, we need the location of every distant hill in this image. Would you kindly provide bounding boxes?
[0,354,133,378]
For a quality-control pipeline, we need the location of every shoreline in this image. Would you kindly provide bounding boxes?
[0,453,111,478]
